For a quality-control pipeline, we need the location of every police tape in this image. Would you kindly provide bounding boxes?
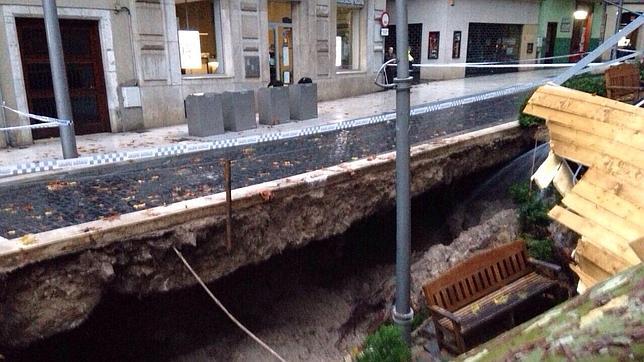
[0,104,71,132]
[384,50,641,68]
[0,79,548,178]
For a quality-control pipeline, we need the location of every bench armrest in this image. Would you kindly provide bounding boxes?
[528,257,561,276]
[429,305,462,325]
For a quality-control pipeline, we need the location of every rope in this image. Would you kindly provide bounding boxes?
[172,246,287,362]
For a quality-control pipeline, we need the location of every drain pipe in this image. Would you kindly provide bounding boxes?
[392,0,414,345]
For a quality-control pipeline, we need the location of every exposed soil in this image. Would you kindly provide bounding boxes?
[0,125,536,348]
[5,164,523,361]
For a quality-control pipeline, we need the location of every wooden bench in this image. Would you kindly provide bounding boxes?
[421,241,560,354]
[605,63,644,103]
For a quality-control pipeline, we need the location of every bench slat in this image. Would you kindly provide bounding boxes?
[436,272,555,334]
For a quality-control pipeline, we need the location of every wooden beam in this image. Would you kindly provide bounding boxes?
[525,103,644,149]
[531,151,562,189]
[549,206,640,265]
[562,193,644,241]
[571,180,644,226]
[569,263,599,289]
[549,140,643,188]
[529,85,644,126]
[574,253,613,282]
[552,161,573,195]
[576,238,633,275]
[549,123,644,169]
[582,168,644,208]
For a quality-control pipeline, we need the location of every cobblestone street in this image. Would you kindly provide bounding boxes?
[0,92,528,238]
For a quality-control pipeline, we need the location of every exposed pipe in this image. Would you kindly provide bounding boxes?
[42,0,78,158]
[392,0,414,346]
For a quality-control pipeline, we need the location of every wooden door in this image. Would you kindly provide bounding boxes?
[16,18,110,139]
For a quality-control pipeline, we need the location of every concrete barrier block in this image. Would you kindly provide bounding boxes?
[257,87,290,125]
[222,90,256,132]
[186,93,224,137]
[289,83,318,120]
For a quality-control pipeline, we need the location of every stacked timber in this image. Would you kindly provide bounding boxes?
[524,84,643,293]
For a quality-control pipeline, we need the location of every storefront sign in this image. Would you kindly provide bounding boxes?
[428,31,440,59]
[178,30,202,69]
[337,0,364,6]
[560,17,571,33]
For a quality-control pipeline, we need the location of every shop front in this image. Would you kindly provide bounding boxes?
[0,0,386,148]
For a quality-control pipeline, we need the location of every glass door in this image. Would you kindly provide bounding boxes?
[268,1,294,84]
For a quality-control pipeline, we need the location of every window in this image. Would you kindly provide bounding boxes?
[336,6,361,70]
[175,0,224,75]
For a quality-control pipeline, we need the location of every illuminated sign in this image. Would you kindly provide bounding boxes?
[178,30,202,69]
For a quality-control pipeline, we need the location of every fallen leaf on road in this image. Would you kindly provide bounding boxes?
[19,234,36,245]
[46,180,77,191]
[259,190,273,201]
[133,203,146,210]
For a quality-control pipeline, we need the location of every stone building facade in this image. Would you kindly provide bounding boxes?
[0,0,387,147]
[386,0,540,80]
[536,0,605,63]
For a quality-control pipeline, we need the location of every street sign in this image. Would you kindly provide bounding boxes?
[380,12,390,27]
[381,27,389,37]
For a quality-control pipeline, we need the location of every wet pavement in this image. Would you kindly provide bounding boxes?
[0,92,529,238]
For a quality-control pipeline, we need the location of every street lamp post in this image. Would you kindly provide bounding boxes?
[42,0,78,158]
[392,0,414,345]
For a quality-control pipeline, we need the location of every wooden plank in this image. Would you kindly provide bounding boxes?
[569,263,599,289]
[526,103,644,149]
[549,122,644,169]
[531,151,562,189]
[549,140,643,188]
[629,237,644,262]
[552,161,573,195]
[582,168,644,208]
[527,92,644,132]
[576,238,633,275]
[562,192,644,241]
[574,253,613,282]
[571,180,644,226]
[548,206,640,265]
[530,84,644,122]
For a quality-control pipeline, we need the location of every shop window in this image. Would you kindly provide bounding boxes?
[336,5,362,71]
[176,0,224,75]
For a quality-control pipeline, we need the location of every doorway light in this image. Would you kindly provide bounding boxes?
[573,10,588,20]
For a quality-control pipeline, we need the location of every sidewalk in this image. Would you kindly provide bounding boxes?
[0,69,559,170]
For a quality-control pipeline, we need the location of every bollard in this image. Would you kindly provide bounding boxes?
[288,83,318,120]
[185,93,224,137]
[257,87,290,125]
[222,90,257,132]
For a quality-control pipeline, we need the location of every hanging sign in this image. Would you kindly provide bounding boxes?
[178,30,202,69]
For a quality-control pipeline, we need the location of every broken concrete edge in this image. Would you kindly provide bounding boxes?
[0,121,524,274]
